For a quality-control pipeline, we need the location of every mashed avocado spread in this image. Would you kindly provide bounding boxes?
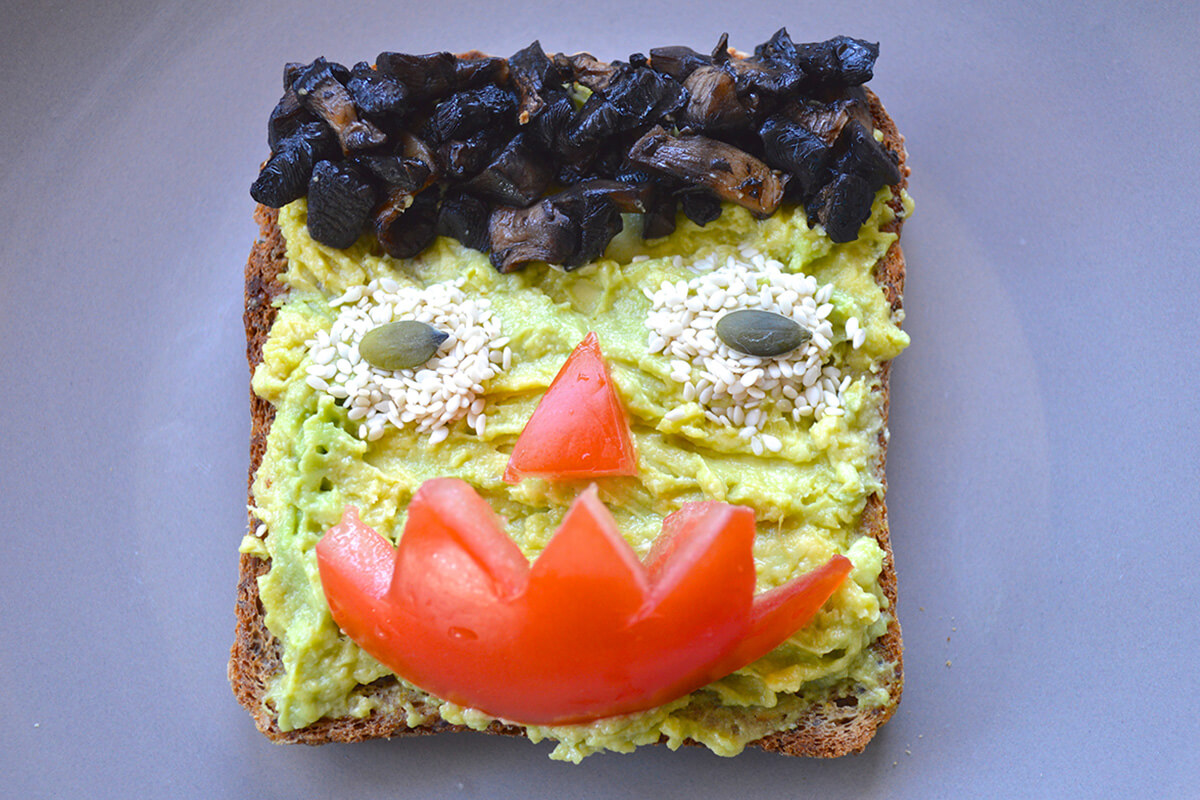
[242,189,911,761]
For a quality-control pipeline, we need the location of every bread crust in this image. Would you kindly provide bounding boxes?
[230,87,909,757]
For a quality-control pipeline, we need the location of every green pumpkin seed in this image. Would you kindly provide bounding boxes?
[359,320,449,371]
[715,309,811,357]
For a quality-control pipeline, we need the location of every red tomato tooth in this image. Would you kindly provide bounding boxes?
[528,486,650,613]
[721,555,853,671]
[393,478,529,602]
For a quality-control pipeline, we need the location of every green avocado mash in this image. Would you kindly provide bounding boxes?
[243,189,911,761]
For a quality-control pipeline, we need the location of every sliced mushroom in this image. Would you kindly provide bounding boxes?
[306,160,377,249]
[604,64,689,127]
[424,84,517,145]
[293,58,387,154]
[508,41,566,124]
[565,52,619,93]
[251,122,338,208]
[464,133,553,207]
[648,45,712,81]
[488,183,625,272]
[641,189,678,239]
[352,130,440,194]
[679,190,722,226]
[805,172,875,244]
[523,87,575,153]
[833,119,901,188]
[437,190,492,252]
[680,66,748,132]
[438,128,507,180]
[628,125,787,217]
[759,114,833,197]
[375,187,439,259]
[793,35,879,90]
[454,56,509,89]
[489,201,577,272]
[266,88,317,153]
[346,62,408,119]
[375,51,458,102]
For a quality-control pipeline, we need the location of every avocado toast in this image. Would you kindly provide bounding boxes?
[231,33,911,760]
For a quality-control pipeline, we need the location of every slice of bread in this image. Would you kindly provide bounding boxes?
[231,71,909,757]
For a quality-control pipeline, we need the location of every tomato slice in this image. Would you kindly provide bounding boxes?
[316,480,851,725]
[503,332,637,483]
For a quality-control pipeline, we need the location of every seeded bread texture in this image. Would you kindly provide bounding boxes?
[230,85,909,757]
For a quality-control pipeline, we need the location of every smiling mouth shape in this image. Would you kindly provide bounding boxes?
[317,478,851,726]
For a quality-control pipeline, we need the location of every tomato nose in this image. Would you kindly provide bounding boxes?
[502,333,638,483]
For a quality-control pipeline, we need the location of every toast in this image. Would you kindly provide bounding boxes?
[232,38,909,758]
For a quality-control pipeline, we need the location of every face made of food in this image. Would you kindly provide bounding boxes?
[244,190,909,758]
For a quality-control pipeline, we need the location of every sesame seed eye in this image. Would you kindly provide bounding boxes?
[304,277,511,442]
[644,248,862,445]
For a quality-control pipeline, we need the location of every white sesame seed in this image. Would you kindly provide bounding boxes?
[761,433,782,452]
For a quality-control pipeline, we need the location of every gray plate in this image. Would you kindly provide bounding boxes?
[3,1,1198,797]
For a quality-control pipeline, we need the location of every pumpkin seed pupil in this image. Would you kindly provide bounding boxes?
[359,320,449,371]
[715,309,810,358]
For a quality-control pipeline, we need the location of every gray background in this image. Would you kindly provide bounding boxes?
[2,0,1197,797]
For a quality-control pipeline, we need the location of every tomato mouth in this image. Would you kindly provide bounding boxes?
[317,479,851,726]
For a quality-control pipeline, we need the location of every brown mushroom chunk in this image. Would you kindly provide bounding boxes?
[464,134,553,207]
[374,51,458,102]
[374,187,439,259]
[454,56,510,89]
[487,182,627,272]
[628,125,787,217]
[293,58,387,154]
[648,45,712,81]
[508,41,566,124]
[565,52,619,92]
[488,201,577,272]
[680,66,748,132]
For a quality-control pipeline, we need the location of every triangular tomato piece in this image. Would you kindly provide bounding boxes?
[503,332,637,483]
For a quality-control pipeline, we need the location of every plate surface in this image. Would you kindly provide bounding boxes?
[2,1,1198,797]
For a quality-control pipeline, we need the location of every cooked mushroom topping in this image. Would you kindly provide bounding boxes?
[346,62,408,119]
[508,41,563,124]
[424,84,517,145]
[806,172,876,244]
[564,52,619,92]
[375,188,439,259]
[453,56,509,90]
[306,160,377,249]
[293,58,387,154]
[647,45,712,81]
[488,183,627,272]
[629,125,786,217]
[523,88,574,152]
[679,190,722,226]
[375,51,457,101]
[464,134,553,206]
[254,31,901,260]
[251,122,337,208]
[759,115,833,197]
[641,189,678,239]
[834,119,901,188]
[680,66,748,132]
[266,88,316,152]
[437,190,492,252]
[438,128,507,181]
[489,201,576,272]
